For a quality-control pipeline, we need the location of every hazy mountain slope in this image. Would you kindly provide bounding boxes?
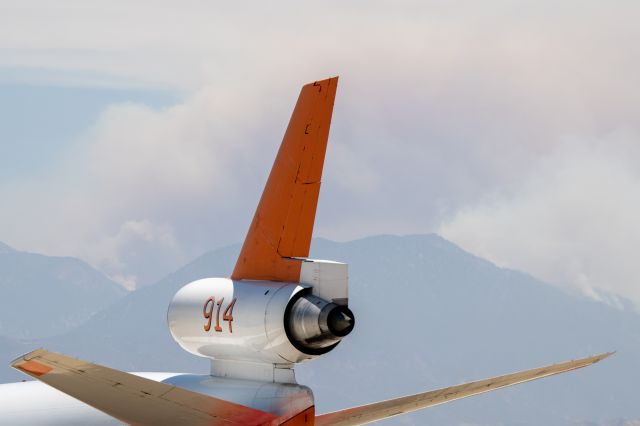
[297,235,639,425]
[0,241,126,339]
[0,242,14,255]
[33,243,241,375]
[1,235,636,425]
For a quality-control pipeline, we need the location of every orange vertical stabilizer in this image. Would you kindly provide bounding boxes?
[231,77,338,282]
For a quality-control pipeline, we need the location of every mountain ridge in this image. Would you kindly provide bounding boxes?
[0,241,15,255]
[0,241,127,339]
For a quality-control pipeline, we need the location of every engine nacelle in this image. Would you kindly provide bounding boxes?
[167,278,354,366]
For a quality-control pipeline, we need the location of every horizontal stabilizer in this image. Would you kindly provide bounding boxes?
[12,349,279,426]
[315,352,613,426]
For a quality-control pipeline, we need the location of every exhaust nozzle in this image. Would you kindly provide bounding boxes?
[286,293,355,354]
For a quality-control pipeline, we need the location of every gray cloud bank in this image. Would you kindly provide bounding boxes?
[1,1,639,303]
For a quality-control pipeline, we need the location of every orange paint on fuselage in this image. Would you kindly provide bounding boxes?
[278,406,315,425]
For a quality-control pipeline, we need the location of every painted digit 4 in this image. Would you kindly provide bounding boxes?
[223,298,236,333]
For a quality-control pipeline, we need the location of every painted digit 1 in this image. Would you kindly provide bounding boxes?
[214,297,224,332]
[203,297,215,332]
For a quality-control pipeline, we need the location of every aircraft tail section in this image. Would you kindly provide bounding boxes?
[232,77,338,282]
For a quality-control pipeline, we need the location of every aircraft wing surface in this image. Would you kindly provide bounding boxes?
[11,349,279,426]
[315,352,612,426]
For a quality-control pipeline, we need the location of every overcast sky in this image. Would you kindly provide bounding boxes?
[1,1,639,305]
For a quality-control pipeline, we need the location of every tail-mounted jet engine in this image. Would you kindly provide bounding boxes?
[168,258,354,382]
[169,76,353,385]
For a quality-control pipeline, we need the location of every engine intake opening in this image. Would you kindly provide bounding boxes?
[285,293,355,355]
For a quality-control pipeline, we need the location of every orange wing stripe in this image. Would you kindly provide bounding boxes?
[232,77,338,282]
[15,360,53,377]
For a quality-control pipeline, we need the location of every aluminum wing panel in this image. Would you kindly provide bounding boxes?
[11,349,279,426]
[315,352,613,426]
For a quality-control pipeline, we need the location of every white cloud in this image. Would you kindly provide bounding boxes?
[1,1,640,298]
[440,139,640,306]
[0,83,282,287]
[89,219,184,289]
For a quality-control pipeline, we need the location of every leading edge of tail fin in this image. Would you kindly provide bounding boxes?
[232,77,338,282]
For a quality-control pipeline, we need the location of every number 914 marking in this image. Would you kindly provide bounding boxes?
[203,297,236,333]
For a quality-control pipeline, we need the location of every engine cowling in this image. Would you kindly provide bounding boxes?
[167,277,354,365]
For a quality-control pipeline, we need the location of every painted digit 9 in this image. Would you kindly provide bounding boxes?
[203,297,215,332]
